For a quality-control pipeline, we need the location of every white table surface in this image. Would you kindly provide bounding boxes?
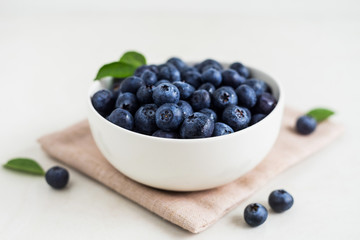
[1,1,360,239]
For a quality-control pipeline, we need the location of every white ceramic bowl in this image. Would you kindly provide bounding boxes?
[88,66,284,191]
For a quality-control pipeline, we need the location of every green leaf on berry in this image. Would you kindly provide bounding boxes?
[3,158,45,175]
[306,108,335,122]
[95,61,137,80]
[119,51,146,68]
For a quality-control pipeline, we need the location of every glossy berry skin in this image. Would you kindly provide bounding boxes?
[198,59,223,73]
[198,82,216,95]
[229,62,250,78]
[155,103,184,131]
[167,57,187,72]
[154,79,170,87]
[45,166,69,189]
[107,108,134,130]
[141,70,157,86]
[235,85,257,108]
[180,112,214,139]
[173,81,195,100]
[190,90,211,111]
[152,130,178,139]
[182,71,202,88]
[115,92,139,115]
[158,63,181,82]
[136,85,154,104]
[296,115,317,135]
[222,105,251,131]
[91,89,114,116]
[201,68,222,87]
[119,76,144,94]
[244,203,268,227]
[268,189,294,213]
[134,104,158,135]
[250,113,266,125]
[199,108,218,122]
[255,92,277,114]
[243,78,268,97]
[212,122,234,136]
[152,83,180,106]
[177,100,194,118]
[212,86,238,109]
[221,69,246,88]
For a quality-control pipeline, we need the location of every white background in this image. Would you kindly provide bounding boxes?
[1,0,360,239]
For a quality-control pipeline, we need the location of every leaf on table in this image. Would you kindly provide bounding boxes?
[3,158,45,175]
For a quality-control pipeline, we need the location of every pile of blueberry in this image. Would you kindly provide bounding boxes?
[91,58,277,139]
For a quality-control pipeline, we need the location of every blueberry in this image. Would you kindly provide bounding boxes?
[180,112,215,138]
[198,59,223,73]
[296,115,317,135]
[119,76,144,94]
[45,166,69,189]
[155,103,184,131]
[182,71,202,88]
[141,70,157,86]
[190,89,211,111]
[212,86,238,109]
[91,89,114,116]
[221,69,246,88]
[173,81,195,100]
[152,83,180,106]
[235,85,257,108]
[136,85,154,104]
[134,104,158,135]
[244,203,268,227]
[154,79,171,87]
[158,63,181,82]
[177,100,194,118]
[115,92,139,114]
[222,105,251,131]
[254,92,277,114]
[107,108,134,130]
[198,82,216,95]
[229,62,250,78]
[167,57,187,72]
[250,113,266,125]
[134,65,159,77]
[110,81,122,102]
[243,78,268,97]
[212,122,234,136]
[152,130,178,139]
[268,189,294,213]
[201,68,222,87]
[199,108,217,122]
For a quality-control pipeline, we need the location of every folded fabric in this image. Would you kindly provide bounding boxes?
[38,107,343,233]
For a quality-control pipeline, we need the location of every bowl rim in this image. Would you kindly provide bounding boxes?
[88,66,284,143]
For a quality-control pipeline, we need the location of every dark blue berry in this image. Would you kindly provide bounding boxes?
[180,112,214,139]
[201,68,222,87]
[155,103,184,131]
[212,122,234,136]
[154,79,171,87]
[199,108,217,122]
[182,71,202,88]
[141,70,157,86]
[173,81,195,100]
[190,89,211,111]
[167,57,187,72]
[229,62,250,78]
[244,203,268,227]
[222,105,251,131]
[91,89,114,116]
[119,76,144,94]
[198,59,223,73]
[134,65,159,77]
[250,113,266,125]
[235,85,257,108]
[134,104,158,135]
[158,63,181,82]
[243,78,268,97]
[152,83,180,106]
[268,189,294,213]
[221,69,246,88]
[107,108,134,130]
[45,166,69,189]
[254,92,277,114]
[110,81,122,102]
[296,115,317,135]
[115,92,139,114]
[152,130,178,139]
[136,85,154,104]
[198,82,216,95]
[212,86,238,110]
[177,100,194,118]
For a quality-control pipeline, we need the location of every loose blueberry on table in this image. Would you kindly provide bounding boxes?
[243,203,268,227]
[92,58,278,139]
[45,166,69,189]
[268,189,294,213]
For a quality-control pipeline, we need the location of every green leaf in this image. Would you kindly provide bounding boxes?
[95,61,137,80]
[119,51,146,68]
[3,158,45,175]
[306,108,335,122]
